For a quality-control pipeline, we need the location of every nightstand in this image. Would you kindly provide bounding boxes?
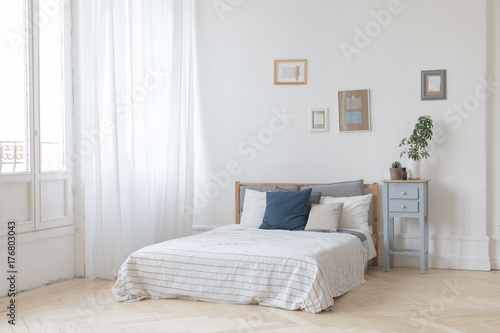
[381,180,430,274]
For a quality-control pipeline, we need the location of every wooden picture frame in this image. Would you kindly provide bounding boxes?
[309,107,329,132]
[274,59,307,85]
[421,69,447,100]
[338,89,371,132]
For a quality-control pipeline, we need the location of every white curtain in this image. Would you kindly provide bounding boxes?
[80,0,194,279]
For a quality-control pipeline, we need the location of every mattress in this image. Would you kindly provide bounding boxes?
[112,224,367,313]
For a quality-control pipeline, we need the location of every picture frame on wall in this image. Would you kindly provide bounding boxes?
[421,69,447,100]
[274,59,307,85]
[310,107,329,132]
[338,89,370,132]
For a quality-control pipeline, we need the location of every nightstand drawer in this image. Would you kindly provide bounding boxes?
[389,200,419,213]
[389,186,419,199]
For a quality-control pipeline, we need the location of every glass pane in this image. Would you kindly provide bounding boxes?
[39,0,65,172]
[0,1,29,173]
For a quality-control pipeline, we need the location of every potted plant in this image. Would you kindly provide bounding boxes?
[390,161,402,180]
[399,115,433,180]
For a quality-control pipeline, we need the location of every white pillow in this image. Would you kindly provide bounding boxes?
[319,194,372,233]
[305,202,344,232]
[240,189,267,228]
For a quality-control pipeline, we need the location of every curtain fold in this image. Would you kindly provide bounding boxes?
[81,0,194,279]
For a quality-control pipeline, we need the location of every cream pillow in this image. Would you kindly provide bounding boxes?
[319,194,372,233]
[305,202,344,232]
[240,189,267,228]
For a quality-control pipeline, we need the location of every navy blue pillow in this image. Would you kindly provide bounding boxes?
[259,188,312,231]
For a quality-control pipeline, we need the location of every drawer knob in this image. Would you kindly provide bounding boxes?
[401,191,406,195]
[401,205,406,209]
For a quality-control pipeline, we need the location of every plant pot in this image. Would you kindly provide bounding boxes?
[407,159,422,180]
[389,168,402,180]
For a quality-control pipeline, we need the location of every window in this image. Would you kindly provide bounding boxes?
[1,0,67,174]
[0,0,72,234]
[39,0,66,172]
[0,1,29,173]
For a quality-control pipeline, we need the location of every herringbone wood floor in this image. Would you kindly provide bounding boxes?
[0,267,499,332]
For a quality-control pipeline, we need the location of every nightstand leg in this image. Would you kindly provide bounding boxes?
[389,217,394,268]
[383,215,389,272]
[425,216,429,271]
[383,183,389,272]
[419,216,425,274]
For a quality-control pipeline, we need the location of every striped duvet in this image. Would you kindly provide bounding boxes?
[112,225,367,313]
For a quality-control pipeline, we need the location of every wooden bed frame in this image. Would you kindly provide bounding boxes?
[234,182,379,266]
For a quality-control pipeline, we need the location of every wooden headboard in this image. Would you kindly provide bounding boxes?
[234,182,379,266]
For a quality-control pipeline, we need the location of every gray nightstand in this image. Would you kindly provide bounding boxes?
[381,180,430,274]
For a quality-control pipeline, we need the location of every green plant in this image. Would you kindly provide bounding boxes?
[399,115,433,161]
[391,161,402,168]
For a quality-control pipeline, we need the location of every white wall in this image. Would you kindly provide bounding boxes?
[0,229,75,296]
[193,0,492,270]
[487,0,500,269]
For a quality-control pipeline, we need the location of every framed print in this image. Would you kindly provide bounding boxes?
[338,89,370,132]
[310,107,329,132]
[274,59,307,85]
[421,69,447,100]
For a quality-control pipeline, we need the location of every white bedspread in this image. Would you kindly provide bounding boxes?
[112,225,367,313]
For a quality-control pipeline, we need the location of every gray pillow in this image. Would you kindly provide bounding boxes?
[277,186,321,208]
[309,192,322,205]
[299,179,364,197]
[239,185,299,212]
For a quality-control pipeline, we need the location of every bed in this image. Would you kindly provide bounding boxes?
[112,180,379,313]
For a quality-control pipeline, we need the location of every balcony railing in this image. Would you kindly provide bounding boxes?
[0,141,26,173]
[0,141,60,173]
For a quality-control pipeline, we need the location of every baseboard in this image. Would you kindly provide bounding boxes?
[489,235,500,270]
[376,253,491,271]
[375,233,491,271]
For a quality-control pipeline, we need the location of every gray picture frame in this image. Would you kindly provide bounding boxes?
[421,69,447,100]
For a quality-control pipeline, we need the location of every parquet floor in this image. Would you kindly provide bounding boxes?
[0,266,499,332]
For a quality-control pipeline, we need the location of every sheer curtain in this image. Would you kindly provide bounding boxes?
[80,0,194,279]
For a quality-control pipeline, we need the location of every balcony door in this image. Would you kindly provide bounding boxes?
[0,0,72,235]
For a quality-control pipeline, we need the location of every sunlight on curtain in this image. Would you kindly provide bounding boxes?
[82,0,193,279]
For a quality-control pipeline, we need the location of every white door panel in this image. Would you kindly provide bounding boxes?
[0,178,35,235]
[38,177,71,229]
